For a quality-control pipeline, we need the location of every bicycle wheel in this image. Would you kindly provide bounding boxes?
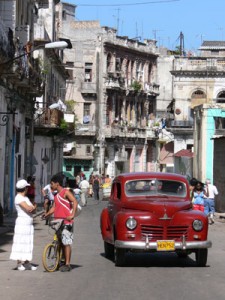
[42,243,62,272]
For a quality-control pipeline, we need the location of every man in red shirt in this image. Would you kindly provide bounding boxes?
[44,173,78,272]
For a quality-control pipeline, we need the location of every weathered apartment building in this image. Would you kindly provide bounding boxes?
[58,2,162,181]
[0,0,72,214]
[159,41,225,212]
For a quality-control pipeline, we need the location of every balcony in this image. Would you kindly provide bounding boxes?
[3,52,44,96]
[0,21,15,64]
[169,120,193,127]
[115,150,128,162]
[167,119,194,135]
[34,23,49,43]
[75,124,96,136]
[104,125,147,139]
[81,82,97,94]
[34,108,64,135]
[105,72,126,90]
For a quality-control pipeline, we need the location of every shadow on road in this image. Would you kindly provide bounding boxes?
[100,252,211,268]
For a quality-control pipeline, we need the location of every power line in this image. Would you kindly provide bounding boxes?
[76,0,180,7]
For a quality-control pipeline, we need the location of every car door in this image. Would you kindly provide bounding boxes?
[108,181,123,232]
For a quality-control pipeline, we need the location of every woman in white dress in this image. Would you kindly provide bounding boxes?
[10,179,37,271]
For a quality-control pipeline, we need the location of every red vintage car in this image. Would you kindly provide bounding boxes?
[100,172,212,267]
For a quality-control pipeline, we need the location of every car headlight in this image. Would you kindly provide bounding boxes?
[126,217,137,230]
[193,219,203,231]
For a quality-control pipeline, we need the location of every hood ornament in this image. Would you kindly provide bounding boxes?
[159,204,172,220]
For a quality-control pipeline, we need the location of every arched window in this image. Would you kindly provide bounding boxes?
[191,90,206,99]
[216,91,225,103]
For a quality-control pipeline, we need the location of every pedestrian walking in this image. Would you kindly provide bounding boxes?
[42,183,55,212]
[10,179,37,271]
[42,183,56,225]
[192,181,208,212]
[43,173,78,272]
[79,176,90,206]
[204,179,218,224]
[93,175,100,201]
[88,172,94,197]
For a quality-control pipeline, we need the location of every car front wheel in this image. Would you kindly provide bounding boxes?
[114,248,126,267]
[104,241,114,259]
[195,249,208,267]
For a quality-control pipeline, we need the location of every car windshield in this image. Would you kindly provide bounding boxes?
[125,179,187,198]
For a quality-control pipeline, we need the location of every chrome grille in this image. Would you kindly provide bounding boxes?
[167,226,188,240]
[141,225,163,240]
[141,225,189,241]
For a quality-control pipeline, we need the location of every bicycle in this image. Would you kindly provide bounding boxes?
[42,218,64,272]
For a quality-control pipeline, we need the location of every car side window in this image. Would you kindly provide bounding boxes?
[111,182,121,200]
[115,183,121,200]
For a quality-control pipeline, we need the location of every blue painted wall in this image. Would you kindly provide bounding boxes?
[205,108,225,182]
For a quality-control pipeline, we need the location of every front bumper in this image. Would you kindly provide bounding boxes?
[115,238,212,251]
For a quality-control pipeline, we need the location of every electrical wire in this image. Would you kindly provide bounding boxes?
[76,0,180,7]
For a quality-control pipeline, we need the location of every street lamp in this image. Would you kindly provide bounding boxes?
[1,40,69,65]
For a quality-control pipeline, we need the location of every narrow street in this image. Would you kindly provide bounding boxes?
[0,198,225,300]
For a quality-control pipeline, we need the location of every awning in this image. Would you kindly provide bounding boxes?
[211,135,225,140]
[174,149,194,158]
[63,171,75,179]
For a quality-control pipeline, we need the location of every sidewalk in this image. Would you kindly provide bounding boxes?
[0,205,44,236]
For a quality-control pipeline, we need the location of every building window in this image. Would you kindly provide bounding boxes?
[62,10,66,20]
[116,58,121,72]
[83,166,89,172]
[86,145,91,155]
[107,53,113,72]
[192,90,206,99]
[83,103,91,124]
[216,91,225,103]
[66,165,72,171]
[214,117,225,129]
[85,63,93,82]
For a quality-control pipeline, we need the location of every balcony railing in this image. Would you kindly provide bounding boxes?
[75,124,96,136]
[104,125,147,139]
[169,120,193,128]
[81,82,97,94]
[34,108,64,127]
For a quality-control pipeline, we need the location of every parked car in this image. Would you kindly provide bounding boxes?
[100,172,212,267]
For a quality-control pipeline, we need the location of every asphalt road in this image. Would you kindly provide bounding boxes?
[0,197,225,300]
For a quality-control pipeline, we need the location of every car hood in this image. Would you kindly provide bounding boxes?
[121,199,192,217]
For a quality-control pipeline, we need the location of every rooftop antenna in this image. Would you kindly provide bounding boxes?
[217,27,224,40]
[116,8,120,34]
[196,34,205,45]
[152,29,163,41]
[179,31,185,56]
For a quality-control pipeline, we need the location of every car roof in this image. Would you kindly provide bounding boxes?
[113,172,188,183]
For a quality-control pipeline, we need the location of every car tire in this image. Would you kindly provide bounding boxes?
[104,241,114,259]
[176,251,188,258]
[114,248,126,267]
[195,249,208,267]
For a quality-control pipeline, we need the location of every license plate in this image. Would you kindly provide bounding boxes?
[157,240,175,251]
